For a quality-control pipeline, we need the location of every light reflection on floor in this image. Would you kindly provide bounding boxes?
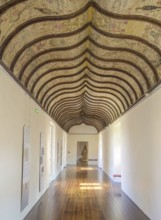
[80,182,102,190]
[80,167,95,170]
[81,167,94,170]
[80,183,100,186]
[80,186,102,190]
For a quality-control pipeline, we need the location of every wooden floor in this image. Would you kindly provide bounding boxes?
[24,166,150,220]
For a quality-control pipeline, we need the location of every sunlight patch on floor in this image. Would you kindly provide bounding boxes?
[80,186,102,190]
[80,182,102,190]
[80,167,95,171]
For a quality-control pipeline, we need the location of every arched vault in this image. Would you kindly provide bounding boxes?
[1,0,161,132]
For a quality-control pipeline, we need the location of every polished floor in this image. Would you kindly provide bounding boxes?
[24,166,149,220]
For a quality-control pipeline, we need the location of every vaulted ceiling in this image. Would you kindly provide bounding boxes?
[1,0,161,132]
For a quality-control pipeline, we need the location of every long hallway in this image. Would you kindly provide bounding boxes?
[24,166,149,220]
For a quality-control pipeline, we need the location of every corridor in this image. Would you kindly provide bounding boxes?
[24,166,149,220]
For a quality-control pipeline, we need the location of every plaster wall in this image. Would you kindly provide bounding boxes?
[99,87,161,220]
[0,65,67,220]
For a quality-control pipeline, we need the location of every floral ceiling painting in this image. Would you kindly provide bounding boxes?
[1,0,161,132]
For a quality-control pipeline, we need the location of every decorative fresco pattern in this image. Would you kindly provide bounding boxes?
[1,0,161,131]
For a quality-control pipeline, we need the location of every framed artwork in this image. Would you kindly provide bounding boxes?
[39,132,45,192]
[21,126,30,211]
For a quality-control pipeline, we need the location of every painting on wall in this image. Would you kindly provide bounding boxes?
[60,141,63,167]
[21,126,30,211]
[57,142,60,169]
[56,140,63,169]
[39,132,45,192]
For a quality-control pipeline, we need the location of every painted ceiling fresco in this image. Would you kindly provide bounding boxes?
[0,0,161,132]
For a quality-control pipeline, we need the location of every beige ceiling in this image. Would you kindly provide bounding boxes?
[1,0,161,132]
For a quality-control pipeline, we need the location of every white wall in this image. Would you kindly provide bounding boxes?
[99,87,161,220]
[98,122,121,181]
[0,65,67,220]
[69,123,98,134]
[68,124,98,165]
